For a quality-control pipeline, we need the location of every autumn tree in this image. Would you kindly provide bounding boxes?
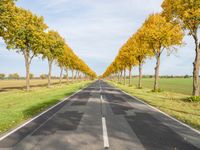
[0,0,16,37]
[131,29,153,88]
[43,30,65,87]
[57,46,68,84]
[120,41,137,86]
[142,13,183,91]
[2,7,47,91]
[162,0,200,96]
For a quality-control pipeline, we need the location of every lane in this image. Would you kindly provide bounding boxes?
[0,80,199,150]
[100,80,200,150]
[0,82,103,150]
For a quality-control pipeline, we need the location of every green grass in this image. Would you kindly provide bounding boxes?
[0,81,91,134]
[123,77,194,95]
[108,80,200,131]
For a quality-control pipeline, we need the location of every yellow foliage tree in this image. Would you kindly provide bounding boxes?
[2,6,48,91]
[42,30,65,87]
[131,29,154,88]
[162,0,200,96]
[142,13,183,91]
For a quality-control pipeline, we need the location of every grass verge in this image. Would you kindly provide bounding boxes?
[107,80,200,131]
[0,81,91,134]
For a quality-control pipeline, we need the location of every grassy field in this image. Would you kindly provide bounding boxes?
[123,77,194,95]
[108,80,200,131]
[0,80,91,134]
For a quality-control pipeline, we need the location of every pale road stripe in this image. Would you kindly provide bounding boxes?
[100,82,109,149]
[102,117,109,149]
[0,86,87,141]
[112,84,200,135]
[99,80,102,92]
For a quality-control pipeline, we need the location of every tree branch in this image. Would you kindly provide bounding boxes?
[29,54,35,64]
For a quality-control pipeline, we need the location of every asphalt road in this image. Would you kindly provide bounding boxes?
[0,80,200,150]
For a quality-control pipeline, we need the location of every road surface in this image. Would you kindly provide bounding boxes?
[0,80,200,150]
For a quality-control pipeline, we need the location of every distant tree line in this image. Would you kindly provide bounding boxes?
[0,73,74,80]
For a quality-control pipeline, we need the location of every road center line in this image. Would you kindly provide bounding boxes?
[102,117,109,149]
[99,82,109,149]
[99,80,102,93]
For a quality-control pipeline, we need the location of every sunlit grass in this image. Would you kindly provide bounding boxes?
[0,81,91,133]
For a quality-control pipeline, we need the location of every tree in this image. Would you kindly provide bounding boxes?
[40,74,48,79]
[162,0,200,96]
[119,41,137,86]
[142,13,183,91]
[8,73,19,79]
[0,0,16,37]
[2,7,48,91]
[132,29,154,88]
[30,73,34,79]
[57,45,69,85]
[42,30,65,87]
[0,73,5,79]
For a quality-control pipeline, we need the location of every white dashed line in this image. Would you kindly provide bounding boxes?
[102,117,109,149]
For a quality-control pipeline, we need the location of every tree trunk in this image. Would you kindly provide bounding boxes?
[123,68,126,85]
[76,70,79,80]
[72,69,74,81]
[129,67,132,86]
[117,71,120,83]
[65,68,68,81]
[59,67,63,85]
[74,70,77,80]
[120,70,122,83]
[78,71,80,80]
[24,50,30,91]
[154,54,161,91]
[138,62,142,88]
[192,34,200,96]
[48,59,53,88]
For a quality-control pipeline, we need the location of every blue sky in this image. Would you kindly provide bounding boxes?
[0,0,198,76]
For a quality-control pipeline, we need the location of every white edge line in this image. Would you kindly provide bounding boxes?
[109,82,200,135]
[0,85,88,141]
[102,117,109,148]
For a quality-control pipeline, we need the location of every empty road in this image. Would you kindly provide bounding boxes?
[0,80,200,150]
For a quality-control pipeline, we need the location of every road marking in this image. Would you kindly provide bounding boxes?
[99,80,102,92]
[102,117,109,149]
[100,82,109,149]
[0,86,87,141]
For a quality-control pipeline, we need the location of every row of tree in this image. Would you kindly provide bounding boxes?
[0,73,20,79]
[0,0,96,90]
[103,0,200,96]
